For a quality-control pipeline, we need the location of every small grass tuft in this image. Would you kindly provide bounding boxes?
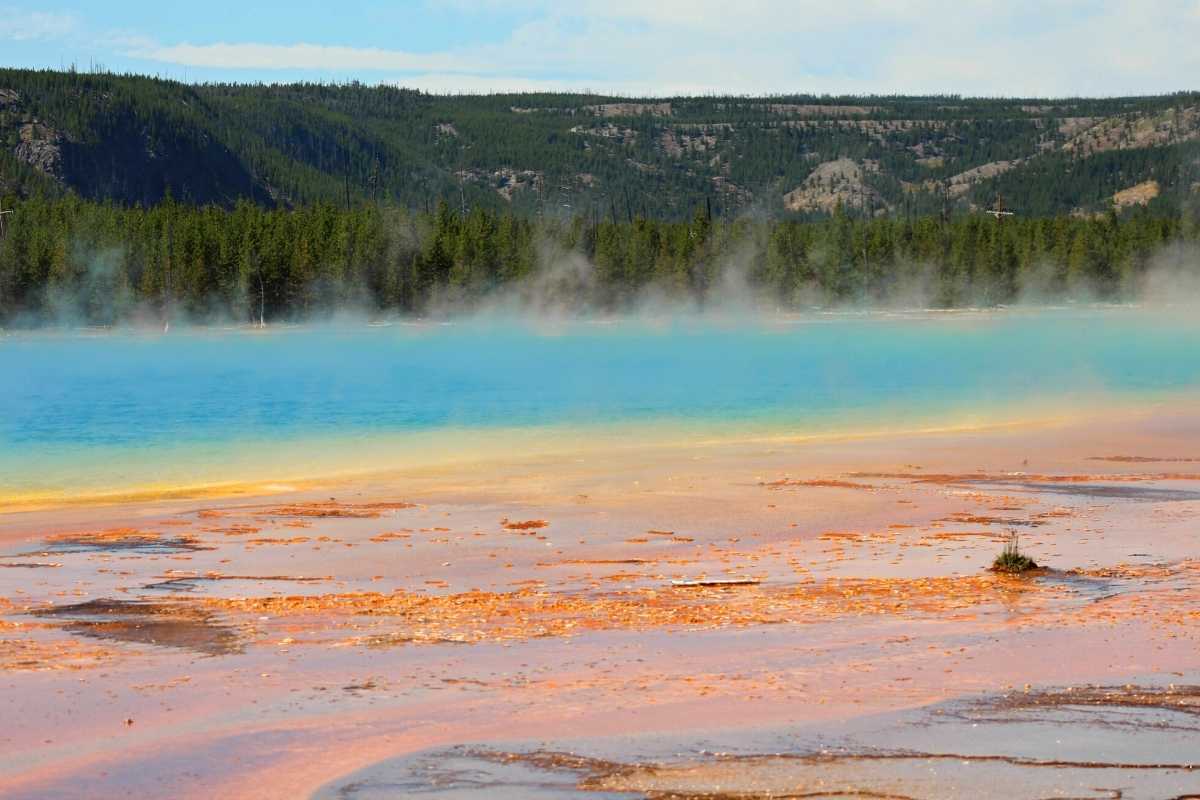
[992,531,1038,574]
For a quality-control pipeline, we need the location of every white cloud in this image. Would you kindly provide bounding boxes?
[878,0,1200,96]
[389,73,594,94]
[388,71,833,96]
[130,42,480,72]
[433,0,921,32]
[15,1,1200,96]
[0,8,79,41]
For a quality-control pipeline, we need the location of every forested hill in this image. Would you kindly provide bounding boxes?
[2,68,1199,219]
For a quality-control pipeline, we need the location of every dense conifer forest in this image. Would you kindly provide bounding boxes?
[3,68,1200,216]
[1,68,1199,324]
[1,195,1195,325]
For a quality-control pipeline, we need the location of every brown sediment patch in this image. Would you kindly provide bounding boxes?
[203,523,262,536]
[851,470,1200,484]
[244,536,312,546]
[0,562,61,568]
[1068,560,1198,581]
[0,634,115,672]
[925,531,1006,542]
[35,528,212,554]
[600,572,648,583]
[131,675,192,693]
[1089,455,1200,463]
[852,470,1200,502]
[1033,508,1074,519]
[939,513,1046,527]
[441,677,489,687]
[435,665,792,701]
[819,531,867,542]
[461,744,1200,800]
[851,470,1000,484]
[46,527,148,542]
[501,518,549,531]
[476,749,616,777]
[193,574,1062,646]
[763,478,875,490]
[578,752,1200,797]
[545,558,658,566]
[370,531,413,543]
[818,530,904,547]
[259,501,417,519]
[982,684,1200,716]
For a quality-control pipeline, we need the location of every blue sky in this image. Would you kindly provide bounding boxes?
[2,1,1199,96]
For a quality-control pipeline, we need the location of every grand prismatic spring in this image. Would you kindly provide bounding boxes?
[3,308,1200,799]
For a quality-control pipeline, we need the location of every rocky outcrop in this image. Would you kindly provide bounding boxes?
[14,122,62,177]
[493,168,544,201]
[784,158,885,214]
[1112,179,1160,209]
[944,160,1023,197]
[583,102,672,118]
[1063,107,1199,155]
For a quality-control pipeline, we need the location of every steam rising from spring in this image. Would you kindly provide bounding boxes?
[4,213,1200,330]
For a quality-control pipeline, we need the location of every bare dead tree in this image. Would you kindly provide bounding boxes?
[257,270,266,328]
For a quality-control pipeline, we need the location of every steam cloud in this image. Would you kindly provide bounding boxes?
[4,223,1200,331]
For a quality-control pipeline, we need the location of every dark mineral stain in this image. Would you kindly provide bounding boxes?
[26,532,213,555]
[36,599,243,656]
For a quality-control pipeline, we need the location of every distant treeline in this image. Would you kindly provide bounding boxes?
[0,195,1196,325]
[4,69,1200,218]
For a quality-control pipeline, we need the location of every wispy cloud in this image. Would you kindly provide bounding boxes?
[420,0,1200,96]
[5,1,1200,96]
[128,42,480,73]
[0,8,80,41]
[387,73,596,95]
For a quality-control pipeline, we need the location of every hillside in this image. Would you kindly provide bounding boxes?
[2,69,1199,219]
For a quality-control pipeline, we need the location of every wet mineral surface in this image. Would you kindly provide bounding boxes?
[2,407,1199,798]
